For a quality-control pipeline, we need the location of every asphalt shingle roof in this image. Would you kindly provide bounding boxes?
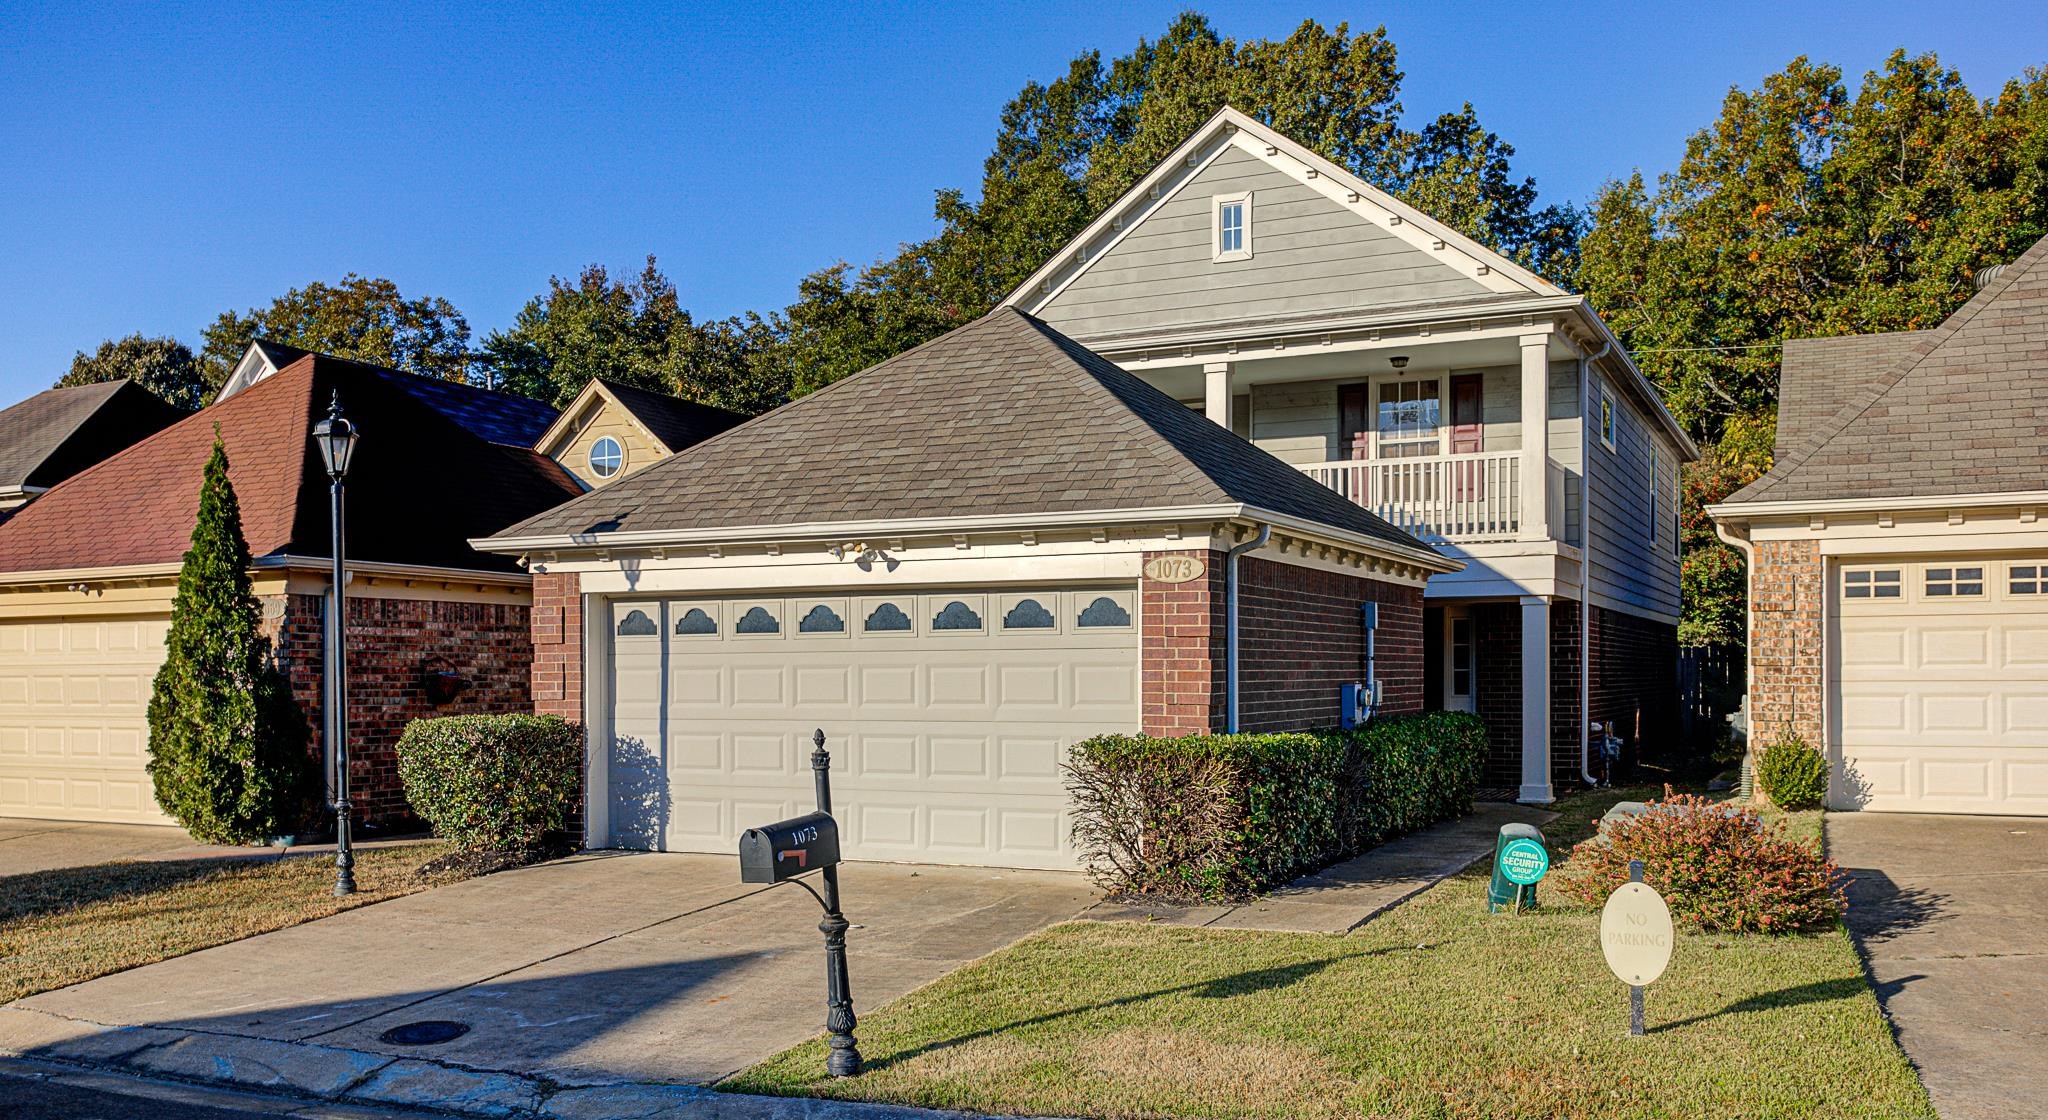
[1772,331,1935,462]
[596,379,748,452]
[0,380,183,493]
[1731,234,2048,504]
[0,355,580,574]
[494,307,1432,555]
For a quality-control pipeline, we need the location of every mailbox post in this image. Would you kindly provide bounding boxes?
[736,729,862,1077]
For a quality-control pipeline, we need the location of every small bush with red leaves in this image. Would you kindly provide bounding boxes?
[1554,791,1845,933]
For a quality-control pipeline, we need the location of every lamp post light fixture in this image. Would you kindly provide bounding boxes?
[312,391,360,897]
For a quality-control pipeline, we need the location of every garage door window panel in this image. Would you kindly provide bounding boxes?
[1925,567,1984,598]
[796,600,849,637]
[861,599,916,636]
[1076,591,1135,629]
[1000,595,1060,632]
[2010,565,2045,595]
[732,602,784,637]
[1843,569,1901,600]
[929,596,986,633]
[673,605,720,638]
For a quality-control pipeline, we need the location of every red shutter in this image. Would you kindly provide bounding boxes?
[1339,384,1371,460]
[1449,374,1483,501]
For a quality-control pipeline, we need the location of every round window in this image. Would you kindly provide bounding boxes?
[588,436,624,479]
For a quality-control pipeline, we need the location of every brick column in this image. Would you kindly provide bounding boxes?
[530,571,587,841]
[1141,549,1225,736]
[1749,539,1825,748]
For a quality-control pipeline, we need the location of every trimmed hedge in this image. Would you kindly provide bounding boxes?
[1756,731,1829,810]
[1065,711,1487,901]
[396,714,583,853]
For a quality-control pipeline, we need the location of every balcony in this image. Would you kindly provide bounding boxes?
[1300,451,1572,545]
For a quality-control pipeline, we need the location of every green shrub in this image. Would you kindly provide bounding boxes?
[1065,711,1487,902]
[1757,731,1829,810]
[1553,790,1845,933]
[396,714,583,852]
[148,433,316,844]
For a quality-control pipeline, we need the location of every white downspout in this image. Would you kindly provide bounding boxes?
[1224,523,1272,733]
[1714,516,1757,786]
[1578,338,1610,788]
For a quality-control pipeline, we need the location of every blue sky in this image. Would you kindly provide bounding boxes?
[3,1,2044,403]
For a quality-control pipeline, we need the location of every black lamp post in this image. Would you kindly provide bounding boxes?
[312,391,359,897]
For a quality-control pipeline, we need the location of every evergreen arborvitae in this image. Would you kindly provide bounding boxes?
[147,430,314,843]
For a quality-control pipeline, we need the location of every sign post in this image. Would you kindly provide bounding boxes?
[736,729,862,1076]
[1600,860,1673,1037]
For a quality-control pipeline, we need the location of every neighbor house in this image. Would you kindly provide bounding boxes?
[1710,233,2048,816]
[482,306,1459,869]
[0,380,184,515]
[531,378,748,490]
[0,350,580,825]
[1000,108,1697,802]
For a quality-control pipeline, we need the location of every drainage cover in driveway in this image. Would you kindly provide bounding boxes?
[379,1020,470,1046]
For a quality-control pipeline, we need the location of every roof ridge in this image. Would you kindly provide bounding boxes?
[1736,233,2048,503]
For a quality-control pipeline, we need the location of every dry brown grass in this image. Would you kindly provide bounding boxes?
[0,843,457,1003]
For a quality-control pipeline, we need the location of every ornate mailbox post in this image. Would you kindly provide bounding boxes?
[737,729,862,1077]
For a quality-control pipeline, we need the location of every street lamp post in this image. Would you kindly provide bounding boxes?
[312,391,359,898]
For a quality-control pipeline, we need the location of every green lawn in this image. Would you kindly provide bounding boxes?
[727,789,1929,1120]
[0,843,459,1003]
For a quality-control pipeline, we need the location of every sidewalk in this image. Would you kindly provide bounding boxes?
[1082,801,1558,932]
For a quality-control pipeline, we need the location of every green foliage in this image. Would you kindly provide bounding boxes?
[1757,731,1830,810]
[479,256,790,413]
[146,434,314,844]
[1065,712,1487,902]
[776,15,1577,398]
[57,334,208,412]
[199,274,473,389]
[395,714,583,852]
[1555,791,1845,933]
[1677,434,1770,647]
[1577,52,2048,441]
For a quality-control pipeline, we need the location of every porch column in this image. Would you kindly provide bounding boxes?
[1518,334,1551,541]
[1519,594,1554,804]
[1203,361,1235,430]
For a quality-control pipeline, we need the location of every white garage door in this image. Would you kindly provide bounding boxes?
[0,616,174,824]
[604,588,1142,868]
[1835,558,2048,814]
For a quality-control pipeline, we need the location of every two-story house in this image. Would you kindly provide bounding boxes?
[1000,108,1697,801]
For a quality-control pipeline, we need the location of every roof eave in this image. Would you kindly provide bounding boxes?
[1708,488,2048,522]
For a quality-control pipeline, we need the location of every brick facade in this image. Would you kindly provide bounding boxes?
[529,572,586,837]
[1587,604,1681,759]
[1137,549,1425,736]
[277,593,534,825]
[1746,538,1825,747]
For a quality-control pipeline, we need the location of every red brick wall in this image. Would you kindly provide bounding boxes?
[1587,604,1680,759]
[1471,600,1587,792]
[1550,603,1583,788]
[1235,555,1423,731]
[1139,549,1424,736]
[279,593,533,825]
[529,572,586,839]
[1747,539,1825,747]
[1140,550,1225,736]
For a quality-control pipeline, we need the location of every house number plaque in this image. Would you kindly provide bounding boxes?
[1142,555,1206,584]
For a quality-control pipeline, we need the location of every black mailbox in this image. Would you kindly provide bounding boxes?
[739,810,841,884]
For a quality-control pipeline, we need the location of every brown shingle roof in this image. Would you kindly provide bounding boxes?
[1772,331,1934,461]
[0,355,581,575]
[493,307,1432,555]
[596,379,748,452]
[0,380,183,494]
[1731,234,2048,504]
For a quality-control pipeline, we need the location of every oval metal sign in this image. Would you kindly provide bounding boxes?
[1498,837,1549,886]
[1600,881,1674,986]
[1142,555,1207,584]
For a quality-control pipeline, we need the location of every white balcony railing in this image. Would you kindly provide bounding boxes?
[1301,451,1528,543]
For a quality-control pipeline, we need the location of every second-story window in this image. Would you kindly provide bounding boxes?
[589,435,624,479]
[1376,378,1443,458]
[1649,445,1660,545]
[1213,192,1252,262]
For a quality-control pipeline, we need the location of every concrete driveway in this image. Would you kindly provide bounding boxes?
[1829,813,2048,1120]
[5,851,1092,1097]
[0,818,197,875]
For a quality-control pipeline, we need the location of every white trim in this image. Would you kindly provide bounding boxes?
[1211,190,1252,263]
[1598,389,1617,452]
[1710,490,2048,520]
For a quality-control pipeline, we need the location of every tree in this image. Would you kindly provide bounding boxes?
[778,14,1575,396]
[56,334,209,411]
[200,275,473,390]
[146,432,314,843]
[479,257,790,414]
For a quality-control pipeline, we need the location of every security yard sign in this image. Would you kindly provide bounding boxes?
[1499,837,1549,885]
[1601,860,1674,1036]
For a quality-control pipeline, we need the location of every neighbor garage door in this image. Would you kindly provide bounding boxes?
[604,588,1142,868]
[0,615,174,824]
[1835,557,2048,814]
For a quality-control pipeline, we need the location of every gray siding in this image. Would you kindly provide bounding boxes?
[1039,145,1491,339]
[1584,370,1681,621]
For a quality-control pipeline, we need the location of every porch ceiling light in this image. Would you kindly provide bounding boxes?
[1388,355,1410,369]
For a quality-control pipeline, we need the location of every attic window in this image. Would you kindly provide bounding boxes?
[589,436,624,479]
[1213,192,1252,262]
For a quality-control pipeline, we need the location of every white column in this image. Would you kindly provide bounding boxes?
[1519,334,1551,540]
[1203,361,1235,430]
[1519,594,1554,804]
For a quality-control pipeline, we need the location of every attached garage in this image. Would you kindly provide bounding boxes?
[0,614,173,824]
[1834,556,2048,815]
[599,588,1141,868]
